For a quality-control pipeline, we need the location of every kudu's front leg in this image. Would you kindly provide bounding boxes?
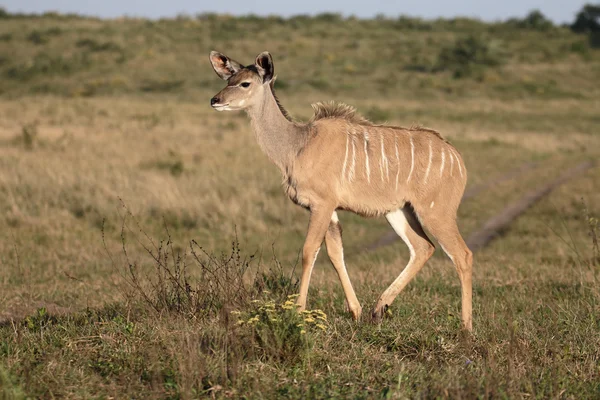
[296,205,336,312]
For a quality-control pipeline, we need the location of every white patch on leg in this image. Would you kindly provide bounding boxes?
[312,248,321,266]
[331,211,339,224]
[440,244,454,263]
[406,133,415,183]
[386,210,415,259]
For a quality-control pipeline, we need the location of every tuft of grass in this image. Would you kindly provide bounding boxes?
[16,123,38,150]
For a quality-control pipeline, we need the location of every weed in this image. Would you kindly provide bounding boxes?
[582,200,599,266]
[19,123,38,150]
[233,295,327,363]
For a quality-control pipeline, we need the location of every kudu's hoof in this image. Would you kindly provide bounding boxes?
[370,304,388,324]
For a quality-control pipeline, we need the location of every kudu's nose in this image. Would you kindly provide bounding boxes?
[210,97,219,106]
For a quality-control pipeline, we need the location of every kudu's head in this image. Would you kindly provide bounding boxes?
[209,51,274,111]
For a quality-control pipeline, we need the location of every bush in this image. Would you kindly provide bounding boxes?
[570,4,600,33]
[5,53,90,81]
[520,10,554,30]
[26,27,63,45]
[76,38,122,53]
[436,35,503,78]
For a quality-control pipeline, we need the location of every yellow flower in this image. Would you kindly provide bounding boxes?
[300,330,306,335]
[230,310,241,315]
[304,317,315,323]
[316,323,327,331]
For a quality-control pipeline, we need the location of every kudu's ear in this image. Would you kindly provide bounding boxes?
[209,51,243,80]
[255,51,274,83]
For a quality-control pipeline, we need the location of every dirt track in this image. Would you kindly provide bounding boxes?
[465,160,595,251]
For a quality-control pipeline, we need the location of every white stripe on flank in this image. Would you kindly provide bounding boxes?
[451,148,463,178]
[341,134,349,182]
[440,148,445,177]
[406,133,415,183]
[394,135,400,191]
[349,136,356,182]
[379,133,389,181]
[449,150,454,176]
[363,132,370,183]
[424,139,432,184]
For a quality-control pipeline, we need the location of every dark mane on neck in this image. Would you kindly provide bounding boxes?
[269,80,293,122]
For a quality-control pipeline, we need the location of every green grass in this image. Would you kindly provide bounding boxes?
[0,9,599,399]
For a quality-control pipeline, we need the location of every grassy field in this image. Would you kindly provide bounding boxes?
[0,10,599,398]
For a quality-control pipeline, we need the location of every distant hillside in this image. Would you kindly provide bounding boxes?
[0,10,598,100]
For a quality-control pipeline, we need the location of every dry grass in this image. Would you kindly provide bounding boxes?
[1,11,599,398]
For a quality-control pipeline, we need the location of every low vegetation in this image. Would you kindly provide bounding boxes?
[0,5,599,398]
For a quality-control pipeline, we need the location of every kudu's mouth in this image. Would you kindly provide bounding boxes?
[211,103,230,111]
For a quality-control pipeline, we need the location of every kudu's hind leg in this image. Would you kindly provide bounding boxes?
[325,212,362,320]
[372,206,435,322]
[418,210,473,331]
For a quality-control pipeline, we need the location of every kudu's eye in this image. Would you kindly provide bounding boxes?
[240,82,251,88]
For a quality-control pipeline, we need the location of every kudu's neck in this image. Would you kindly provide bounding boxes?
[245,84,306,173]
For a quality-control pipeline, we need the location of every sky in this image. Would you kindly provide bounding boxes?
[2,1,588,24]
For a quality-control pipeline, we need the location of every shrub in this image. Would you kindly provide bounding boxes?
[26,27,63,45]
[436,35,503,78]
[570,4,600,33]
[116,209,297,320]
[519,10,554,30]
[6,53,89,81]
[76,38,122,53]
